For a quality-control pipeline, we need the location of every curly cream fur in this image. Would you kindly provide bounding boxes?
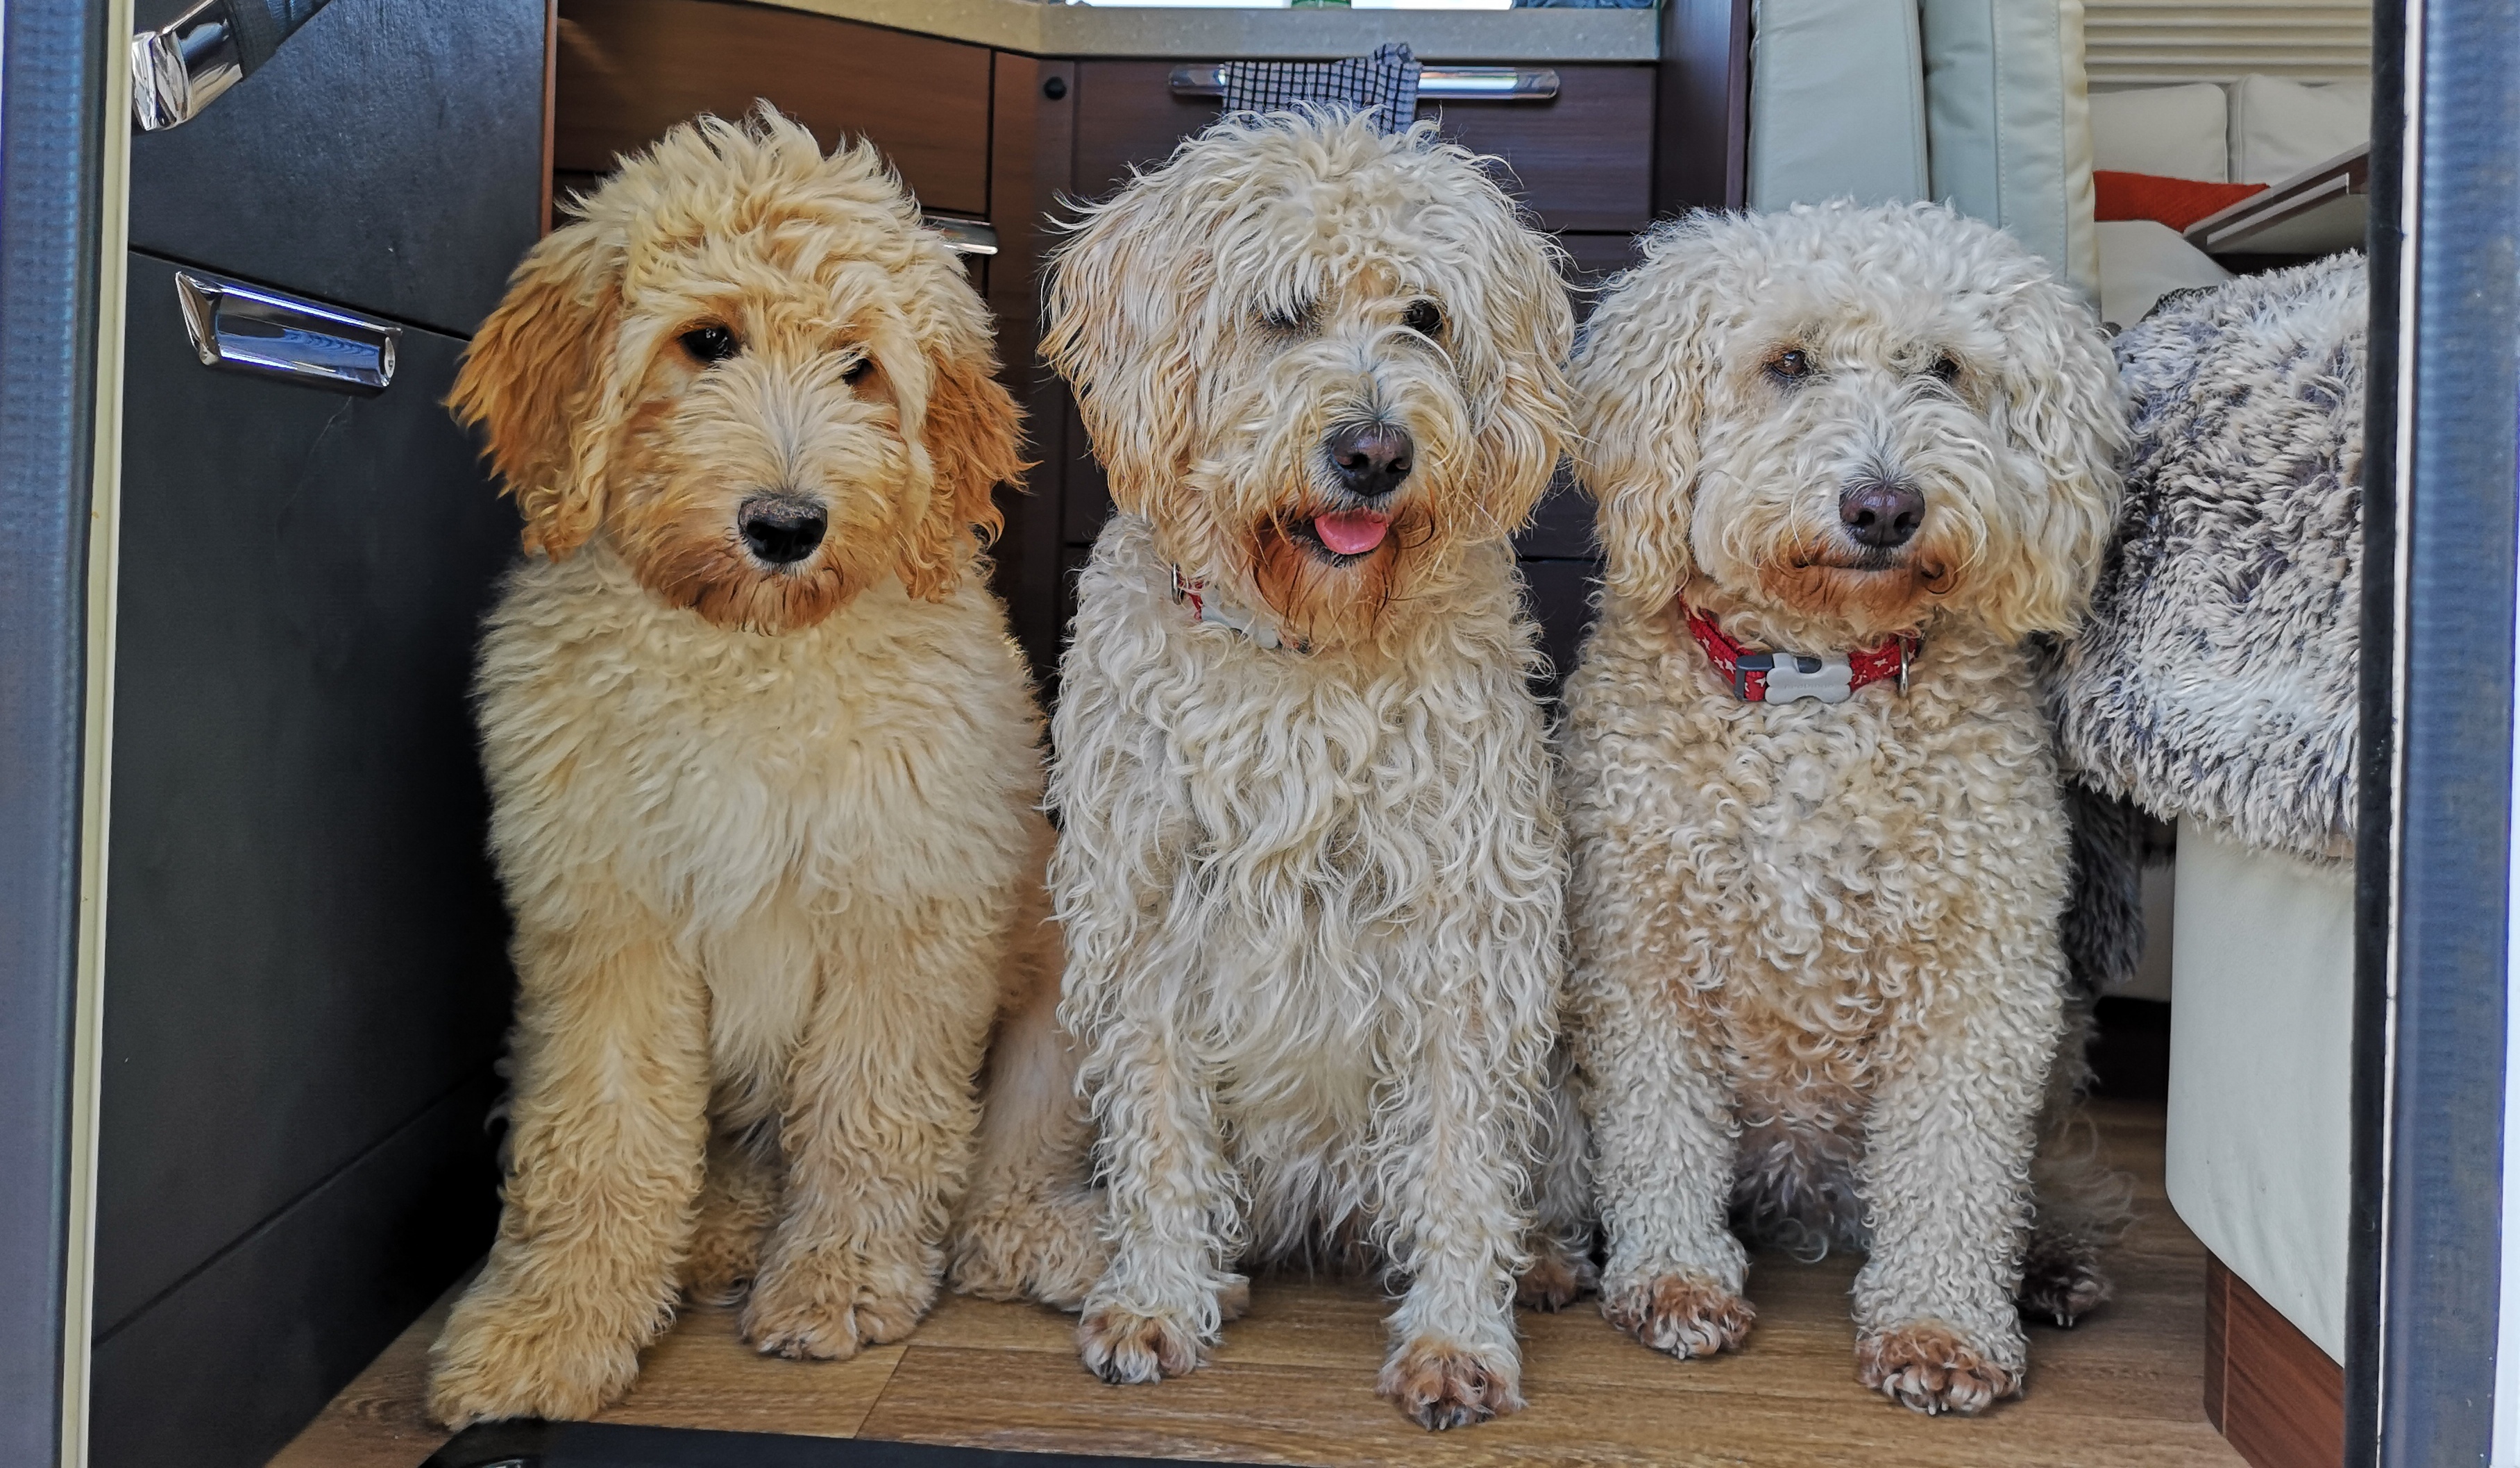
[1561,203,2126,1415]
[1040,112,1580,1430]
[425,110,1091,1426]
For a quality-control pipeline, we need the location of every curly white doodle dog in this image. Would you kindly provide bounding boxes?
[426,110,1097,1426]
[1040,111,1582,1430]
[1561,202,2125,1415]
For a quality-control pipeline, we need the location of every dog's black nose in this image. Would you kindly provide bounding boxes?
[738,497,828,566]
[1839,478,1926,549]
[1325,423,1414,500]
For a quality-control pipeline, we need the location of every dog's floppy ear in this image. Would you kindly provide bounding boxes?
[1979,280,2127,639]
[448,220,626,559]
[897,307,1024,602]
[1571,226,1729,614]
[1466,214,1576,537]
[1040,176,1203,519]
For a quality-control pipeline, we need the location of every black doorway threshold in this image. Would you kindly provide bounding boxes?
[426,1421,1242,1468]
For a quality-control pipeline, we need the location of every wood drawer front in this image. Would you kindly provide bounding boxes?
[557,0,993,217]
[1072,60,1652,233]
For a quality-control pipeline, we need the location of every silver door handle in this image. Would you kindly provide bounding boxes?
[922,214,999,257]
[174,271,398,395]
[1168,65,1561,101]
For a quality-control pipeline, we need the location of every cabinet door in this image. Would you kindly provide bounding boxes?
[555,0,995,217]
[90,268,523,1468]
[128,0,546,337]
[1070,60,1653,233]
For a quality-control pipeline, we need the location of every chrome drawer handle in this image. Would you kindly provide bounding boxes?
[922,214,999,257]
[1168,65,1560,101]
[174,271,398,395]
[133,0,336,130]
[132,0,246,131]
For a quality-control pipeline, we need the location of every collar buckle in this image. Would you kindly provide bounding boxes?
[1743,649,1857,705]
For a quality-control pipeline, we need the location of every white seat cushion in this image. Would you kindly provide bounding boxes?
[2096,219,2233,329]
[2230,74,2372,184]
[1748,0,1930,210]
[2091,82,2230,181]
[2166,822,2353,1362]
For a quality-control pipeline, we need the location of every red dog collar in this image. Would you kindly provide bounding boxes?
[1682,603,1918,705]
[1172,567,1307,652]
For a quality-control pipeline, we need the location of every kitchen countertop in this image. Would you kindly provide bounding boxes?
[754,0,1661,61]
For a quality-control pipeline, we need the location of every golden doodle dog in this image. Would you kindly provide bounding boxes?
[1560,202,2126,1415]
[1039,111,1587,1431]
[427,110,1097,1426]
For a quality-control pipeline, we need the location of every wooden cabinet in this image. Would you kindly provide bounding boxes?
[555,0,995,217]
[1068,58,1655,233]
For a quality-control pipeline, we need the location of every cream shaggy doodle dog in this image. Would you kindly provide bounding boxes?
[1560,201,2126,1415]
[1040,111,1584,1430]
[425,110,1097,1427]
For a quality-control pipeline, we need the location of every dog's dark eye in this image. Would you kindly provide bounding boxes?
[1927,353,1963,385]
[1766,348,1813,383]
[1402,299,1445,339]
[1261,301,1315,333]
[679,325,740,364]
[841,355,873,386]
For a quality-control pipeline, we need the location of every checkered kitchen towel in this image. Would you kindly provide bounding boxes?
[1221,43,1423,137]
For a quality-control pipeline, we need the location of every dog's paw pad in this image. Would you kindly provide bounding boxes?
[1603,1272,1753,1358]
[1077,1305,1206,1383]
[1515,1248,1600,1313]
[2017,1242,2113,1328]
[1857,1322,2021,1415]
[1378,1338,1524,1431]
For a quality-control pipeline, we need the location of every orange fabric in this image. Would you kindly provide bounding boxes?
[2095,171,2269,232]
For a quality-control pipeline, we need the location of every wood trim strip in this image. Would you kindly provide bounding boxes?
[541,0,559,235]
[1652,0,1752,214]
[2206,1253,2346,1468]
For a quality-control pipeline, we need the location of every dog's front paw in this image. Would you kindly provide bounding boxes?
[949,1186,1111,1310]
[1076,1304,1207,1383]
[1378,1337,1524,1431]
[1857,1320,2022,1415]
[427,1286,645,1428]
[1515,1243,1600,1313]
[1603,1272,1754,1359]
[741,1245,936,1361]
[2017,1235,2113,1328]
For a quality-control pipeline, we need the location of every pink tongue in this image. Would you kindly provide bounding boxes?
[1313,511,1392,556]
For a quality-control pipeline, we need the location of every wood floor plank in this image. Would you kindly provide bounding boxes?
[273,1099,2243,1467]
[593,1304,906,1437]
[857,1338,2244,1468]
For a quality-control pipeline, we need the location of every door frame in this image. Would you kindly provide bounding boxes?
[2348,0,2520,1461]
[0,2,128,1467]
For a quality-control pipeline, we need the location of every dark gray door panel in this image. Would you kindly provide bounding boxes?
[128,0,545,337]
[96,253,516,1333]
[89,1073,500,1468]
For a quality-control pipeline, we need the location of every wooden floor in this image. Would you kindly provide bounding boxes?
[273,1099,2242,1468]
